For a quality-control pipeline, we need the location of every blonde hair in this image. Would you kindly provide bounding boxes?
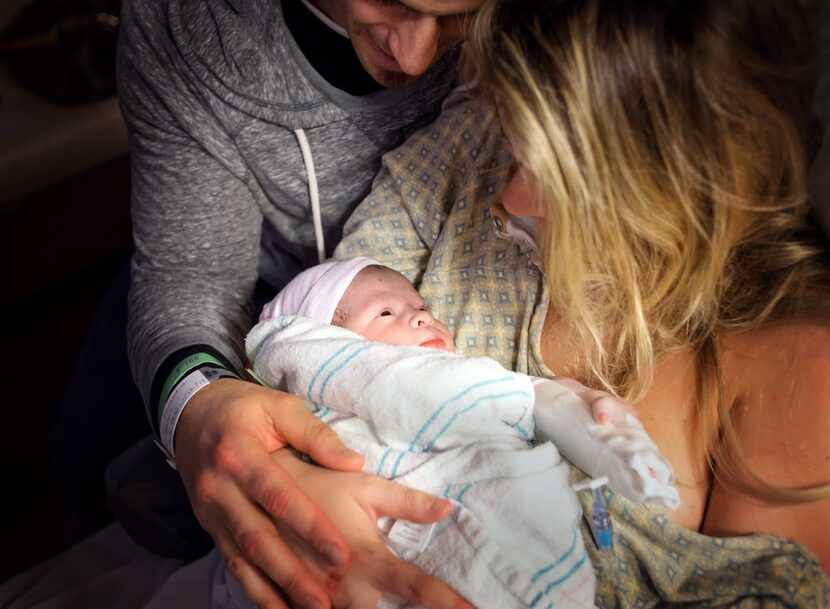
[467,0,830,502]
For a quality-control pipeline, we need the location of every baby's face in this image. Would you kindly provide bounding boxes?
[338,267,455,352]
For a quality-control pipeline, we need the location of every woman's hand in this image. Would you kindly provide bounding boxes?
[173,378,471,609]
[272,449,476,609]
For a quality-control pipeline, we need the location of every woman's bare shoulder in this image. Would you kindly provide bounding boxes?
[721,321,830,413]
[705,321,830,573]
[726,316,830,367]
[720,321,830,484]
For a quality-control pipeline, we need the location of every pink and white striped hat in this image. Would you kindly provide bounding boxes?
[259,256,380,324]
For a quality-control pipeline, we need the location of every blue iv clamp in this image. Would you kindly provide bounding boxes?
[573,476,614,564]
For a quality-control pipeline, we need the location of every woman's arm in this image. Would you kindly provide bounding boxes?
[703,323,830,573]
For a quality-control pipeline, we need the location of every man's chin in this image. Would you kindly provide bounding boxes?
[363,64,418,88]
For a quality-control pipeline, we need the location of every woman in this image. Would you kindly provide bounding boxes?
[336,0,829,604]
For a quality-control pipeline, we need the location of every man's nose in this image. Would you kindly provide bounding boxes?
[393,16,440,76]
[410,309,434,328]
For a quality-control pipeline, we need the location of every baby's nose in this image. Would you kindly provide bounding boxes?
[411,309,433,327]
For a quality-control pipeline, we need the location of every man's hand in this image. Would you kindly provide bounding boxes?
[272,449,476,609]
[173,378,473,609]
[174,378,362,609]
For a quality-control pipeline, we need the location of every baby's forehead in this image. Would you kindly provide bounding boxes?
[346,266,421,302]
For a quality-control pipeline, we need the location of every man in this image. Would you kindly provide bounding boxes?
[56,0,483,608]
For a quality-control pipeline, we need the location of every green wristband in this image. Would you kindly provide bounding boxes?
[157,352,227,428]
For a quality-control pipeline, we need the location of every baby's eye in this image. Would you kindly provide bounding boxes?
[378,309,393,317]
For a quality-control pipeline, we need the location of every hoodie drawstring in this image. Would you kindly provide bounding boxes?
[294,128,326,264]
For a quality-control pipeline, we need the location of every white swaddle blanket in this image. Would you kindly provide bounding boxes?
[247,316,595,608]
[243,317,681,609]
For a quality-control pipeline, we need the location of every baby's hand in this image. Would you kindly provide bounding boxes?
[534,377,680,508]
[590,394,636,427]
[553,377,637,426]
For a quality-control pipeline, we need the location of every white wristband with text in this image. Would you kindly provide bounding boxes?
[158,367,234,468]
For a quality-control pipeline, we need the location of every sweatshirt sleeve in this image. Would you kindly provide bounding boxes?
[118,0,262,413]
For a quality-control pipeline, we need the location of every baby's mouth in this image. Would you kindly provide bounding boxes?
[420,338,446,350]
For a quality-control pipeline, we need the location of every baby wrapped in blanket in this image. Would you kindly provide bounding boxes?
[236,257,679,609]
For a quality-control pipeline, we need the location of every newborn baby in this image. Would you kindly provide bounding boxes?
[239,257,679,609]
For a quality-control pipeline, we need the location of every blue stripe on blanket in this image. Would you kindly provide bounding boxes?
[307,342,375,404]
[390,450,409,479]
[440,482,474,501]
[318,343,375,404]
[456,483,474,503]
[530,526,579,584]
[513,423,531,438]
[307,342,357,398]
[448,483,476,523]
[376,449,394,477]
[438,484,470,522]
[407,376,517,451]
[424,390,531,450]
[529,550,588,608]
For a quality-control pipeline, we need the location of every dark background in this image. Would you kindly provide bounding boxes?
[0,0,132,580]
[0,158,133,580]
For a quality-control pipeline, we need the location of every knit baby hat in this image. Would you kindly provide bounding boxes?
[259,256,380,324]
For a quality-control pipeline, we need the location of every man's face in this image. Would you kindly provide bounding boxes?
[314,0,484,87]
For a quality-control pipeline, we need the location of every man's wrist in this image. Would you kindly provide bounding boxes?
[157,353,228,425]
[158,364,240,467]
[150,346,240,467]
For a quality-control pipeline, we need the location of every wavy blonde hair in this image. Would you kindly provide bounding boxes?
[466,0,830,502]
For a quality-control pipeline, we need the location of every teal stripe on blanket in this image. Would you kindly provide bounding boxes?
[318,343,374,404]
[531,526,579,583]
[306,341,374,404]
[407,376,516,451]
[307,342,357,398]
[390,450,408,479]
[376,449,394,477]
[424,390,531,450]
[456,483,474,503]
[529,551,588,608]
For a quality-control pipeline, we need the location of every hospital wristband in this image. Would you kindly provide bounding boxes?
[156,360,239,468]
[157,352,229,427]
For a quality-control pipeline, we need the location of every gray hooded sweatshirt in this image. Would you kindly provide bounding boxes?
[117,0,458,415]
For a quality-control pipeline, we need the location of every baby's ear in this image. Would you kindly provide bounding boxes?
[331,305,347,327]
